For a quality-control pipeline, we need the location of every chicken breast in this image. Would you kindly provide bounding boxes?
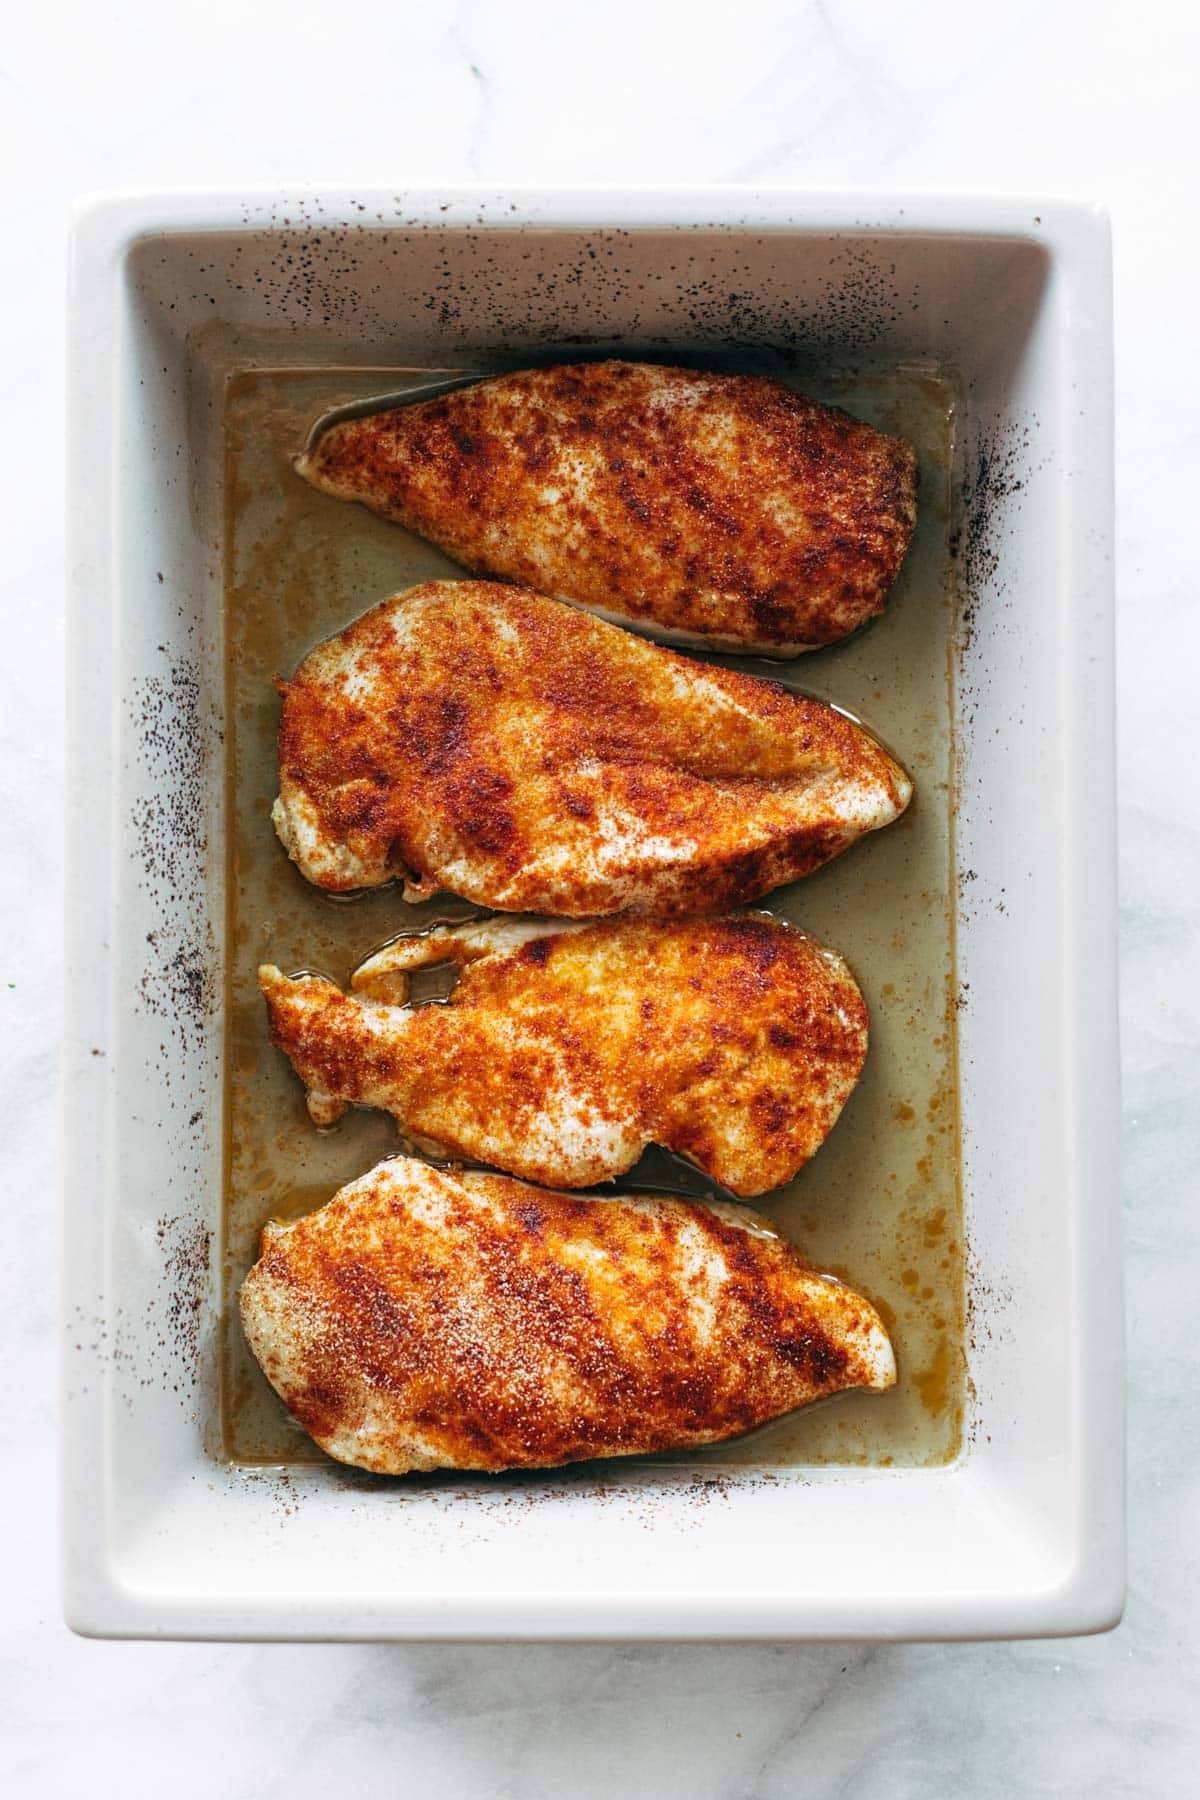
[259,913,868,1197]
[240,1155,895,1475]
[296,361,917,653]
[272,581,911,914]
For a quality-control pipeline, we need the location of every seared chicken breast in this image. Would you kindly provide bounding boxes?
[259,913,868,1197]
[272,581,911,914]
[240,1156,895,1475]
[296,361,917,653]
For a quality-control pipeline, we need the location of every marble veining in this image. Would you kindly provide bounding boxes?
[3,0,1198,1794]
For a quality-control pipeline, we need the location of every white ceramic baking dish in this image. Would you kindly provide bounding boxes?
[63,187,1120,1640]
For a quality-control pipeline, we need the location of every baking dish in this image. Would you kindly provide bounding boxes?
[63,187,1120,1640]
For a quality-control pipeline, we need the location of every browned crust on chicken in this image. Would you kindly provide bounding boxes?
[258,912,869,1197]
[239,1157,895,1475]
[272,581,911,913]
[297,361,918,651]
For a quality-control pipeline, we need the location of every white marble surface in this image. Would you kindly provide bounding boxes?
[3,0,1198,1792]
